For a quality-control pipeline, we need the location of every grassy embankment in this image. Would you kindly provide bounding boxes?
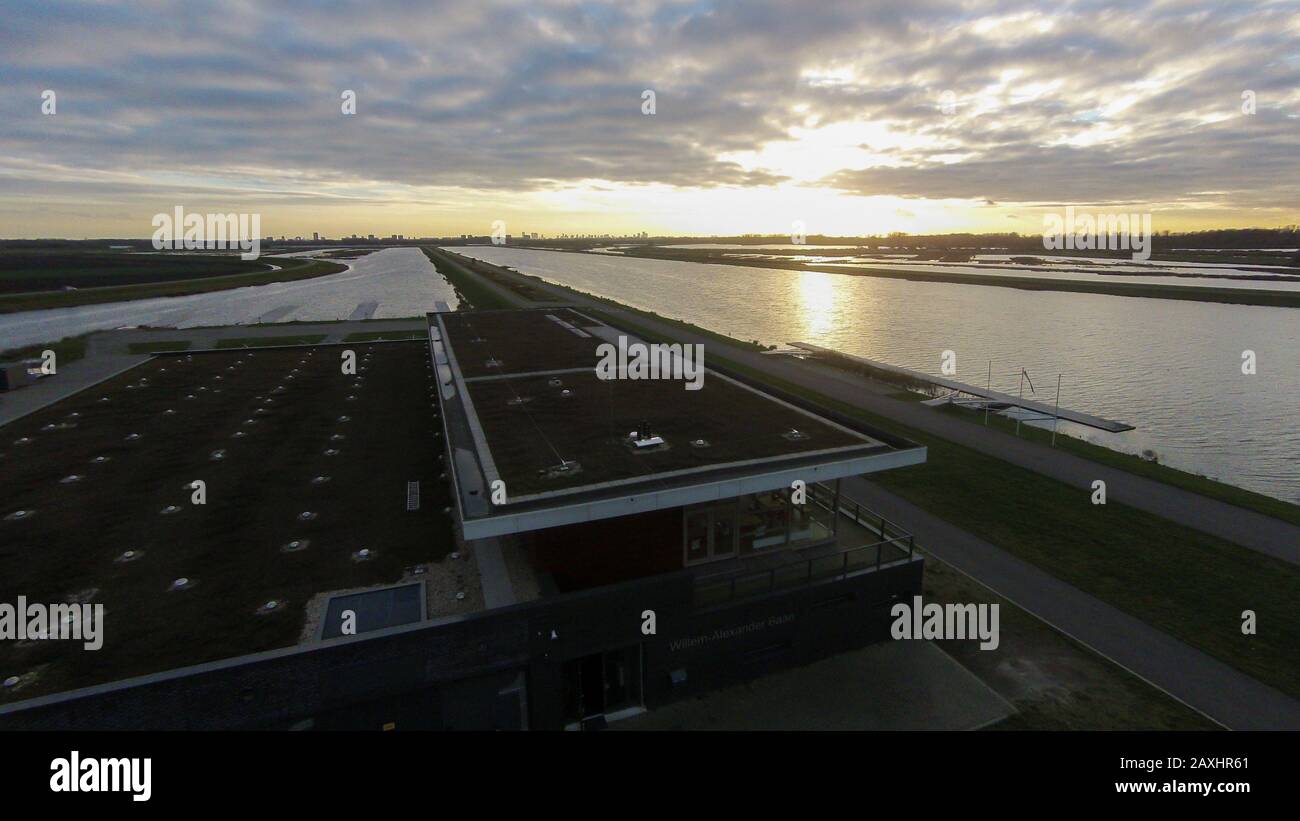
[0,257,348,314]
[587,307,1300,701]
[423,247,771,352]
[825,361,1299,525]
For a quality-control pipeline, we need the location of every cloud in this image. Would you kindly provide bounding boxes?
[0,0,1297,233]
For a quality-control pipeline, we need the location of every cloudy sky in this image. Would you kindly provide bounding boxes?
[2,0,1298,238]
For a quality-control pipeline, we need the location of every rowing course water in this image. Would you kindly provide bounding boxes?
[448,245,1300,503]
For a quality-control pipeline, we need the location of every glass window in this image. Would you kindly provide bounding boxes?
[711,509,736,557]
[738,491,789,554]
[685,510,709,564]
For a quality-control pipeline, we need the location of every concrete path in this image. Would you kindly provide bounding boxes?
[840,475,1300,730]
[448,250,1299,564]
[0,353,146,426]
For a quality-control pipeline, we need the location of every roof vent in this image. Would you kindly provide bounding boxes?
[541,460,582,479]
[628,423,666,449]
[690,438,710,448]
[782,428,811,441]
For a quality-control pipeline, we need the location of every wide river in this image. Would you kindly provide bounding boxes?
[0,247,457,350]
[449,246,1299,503]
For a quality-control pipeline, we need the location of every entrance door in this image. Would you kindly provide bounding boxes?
[563,646,644,726]
[683,505,738,566]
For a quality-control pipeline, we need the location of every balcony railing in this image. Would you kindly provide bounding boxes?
[692,484,916,609]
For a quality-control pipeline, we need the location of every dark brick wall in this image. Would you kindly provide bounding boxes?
[0,560,921,730]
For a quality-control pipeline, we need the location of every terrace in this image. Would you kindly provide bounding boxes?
[0,341,469,702]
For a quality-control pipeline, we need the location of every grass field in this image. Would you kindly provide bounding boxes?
[590,308,1300,699]
[0,258,348,314]
[0,250,271,294]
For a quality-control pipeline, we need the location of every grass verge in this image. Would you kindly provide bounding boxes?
[341,331,424,342]
[0,334,91,367]
[933,401,1298,524]
[215,335,327,349]
[127,340,193,354]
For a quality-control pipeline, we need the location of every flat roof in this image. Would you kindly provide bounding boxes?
[0,342,470,703]
[430,308,926,539]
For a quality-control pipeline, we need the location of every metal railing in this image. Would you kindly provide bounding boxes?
[692,485,915,609]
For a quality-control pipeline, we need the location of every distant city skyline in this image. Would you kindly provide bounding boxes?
[2,1,1298,239]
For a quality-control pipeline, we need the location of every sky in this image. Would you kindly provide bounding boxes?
[1,0,1298,239]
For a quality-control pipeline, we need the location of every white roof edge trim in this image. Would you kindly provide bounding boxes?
[461,445,926,540]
